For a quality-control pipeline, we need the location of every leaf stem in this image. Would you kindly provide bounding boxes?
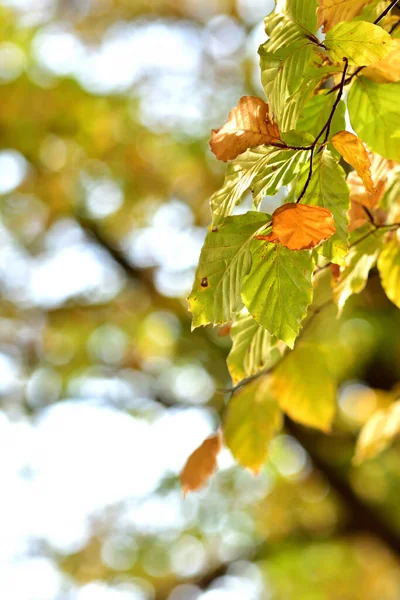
[296,59,348,204]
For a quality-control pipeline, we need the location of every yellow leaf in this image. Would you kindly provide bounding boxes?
[223,376,282,473]
[354,401,400,463]
[363,39,400,83]
[318,0,374,32]
[378,232,400,309]
[180,433,222,494]
[332,131,376,194]
[271,344,336,432]
[257,203,335,251]
[210,96,280,162]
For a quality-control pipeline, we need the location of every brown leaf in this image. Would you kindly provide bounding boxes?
[318,0,374,33]
[330,263,341,282]
[256,203,336,251]
[332,131,376,194]
[180,432,222,494]
[347,153,394,231]
[210,96,280,162]
[363,39,400,83]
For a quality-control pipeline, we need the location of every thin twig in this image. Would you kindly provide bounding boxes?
[374,0,400,25]
[296,59,348,204]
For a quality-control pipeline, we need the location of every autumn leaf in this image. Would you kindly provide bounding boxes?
[347,153,393,231]
[210,96,280,162]
[223,376,282,473]
[257,203,336,251]
[318,0,374,33]
[332,131,376,194]
[354,401,400,464]
[325,21,394,67]
[363,39,400,83]
[180,433,222,494]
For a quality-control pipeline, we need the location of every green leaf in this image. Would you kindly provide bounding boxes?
[223,376,283,473]
[241,242,315,348]
[296,94,346,139]
[325,21,394,66]
[300,151,350,266]
[333,225,385,313]
[271,343,336,431]
[227,308,280,385]
[348,76,400,160]
[259,42,342,132]
[251,148,309,207]
[210,147,307,224]
[378,234,400,309]
[188,212,270,329]
[354,400,400,464]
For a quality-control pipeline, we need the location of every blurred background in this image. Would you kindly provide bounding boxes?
[1,0,400,598]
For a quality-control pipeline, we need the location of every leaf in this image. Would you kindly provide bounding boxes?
[332,225,385,313]
[259,44,337,133]
[271,344,336,432]
[223,376,282,473]
[180,433,222,494]
[296,94,346,139]
[318,0,374,33]
[298,151,350,266]
[332,131,376,194]
[378,233,400,309]
[241,242,315,348]
[259,3,333,133]
[227,308,280,385]
[348,76,400,161]
[210,96,280,162]
[251,148,309,207]
[325,21,394,67]
[347,153,394,231]
[260,203,336,251]
[363,39,400,83]
[354,401,400,463]
[210,147,306,224]
[188,212,270,328]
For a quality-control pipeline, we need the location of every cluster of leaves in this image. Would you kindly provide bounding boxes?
[182,0,400,492]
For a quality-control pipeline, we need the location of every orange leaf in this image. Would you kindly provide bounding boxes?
[210,96,280,162]
[180,432,222,494]
[259,203,336,251]
[318,0,374,33]
[332,131,376,194]
[347,153,394,231]
[363,39,400,83]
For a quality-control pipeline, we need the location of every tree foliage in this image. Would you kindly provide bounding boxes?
[183,0,400,489]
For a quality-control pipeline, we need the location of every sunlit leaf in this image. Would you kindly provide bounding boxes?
[354,401,400,463]
[325,21,394,66]
[223,376,282,473]
[188,212,270,328]
[241,241,314,348]
[210,147,307,224]
[210,96,280,162]
[332,225,386,313]
[378,232,400,309]
[347,153,394,231]
[318,0,374,32]
[348,76,400,160]
[260,203,335,251]
[363,39,400,83]
[332,131,376,193]
[296,94,346,139]
[227,308,280,385]
[180,433,222,493]
[271,343,336,432]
